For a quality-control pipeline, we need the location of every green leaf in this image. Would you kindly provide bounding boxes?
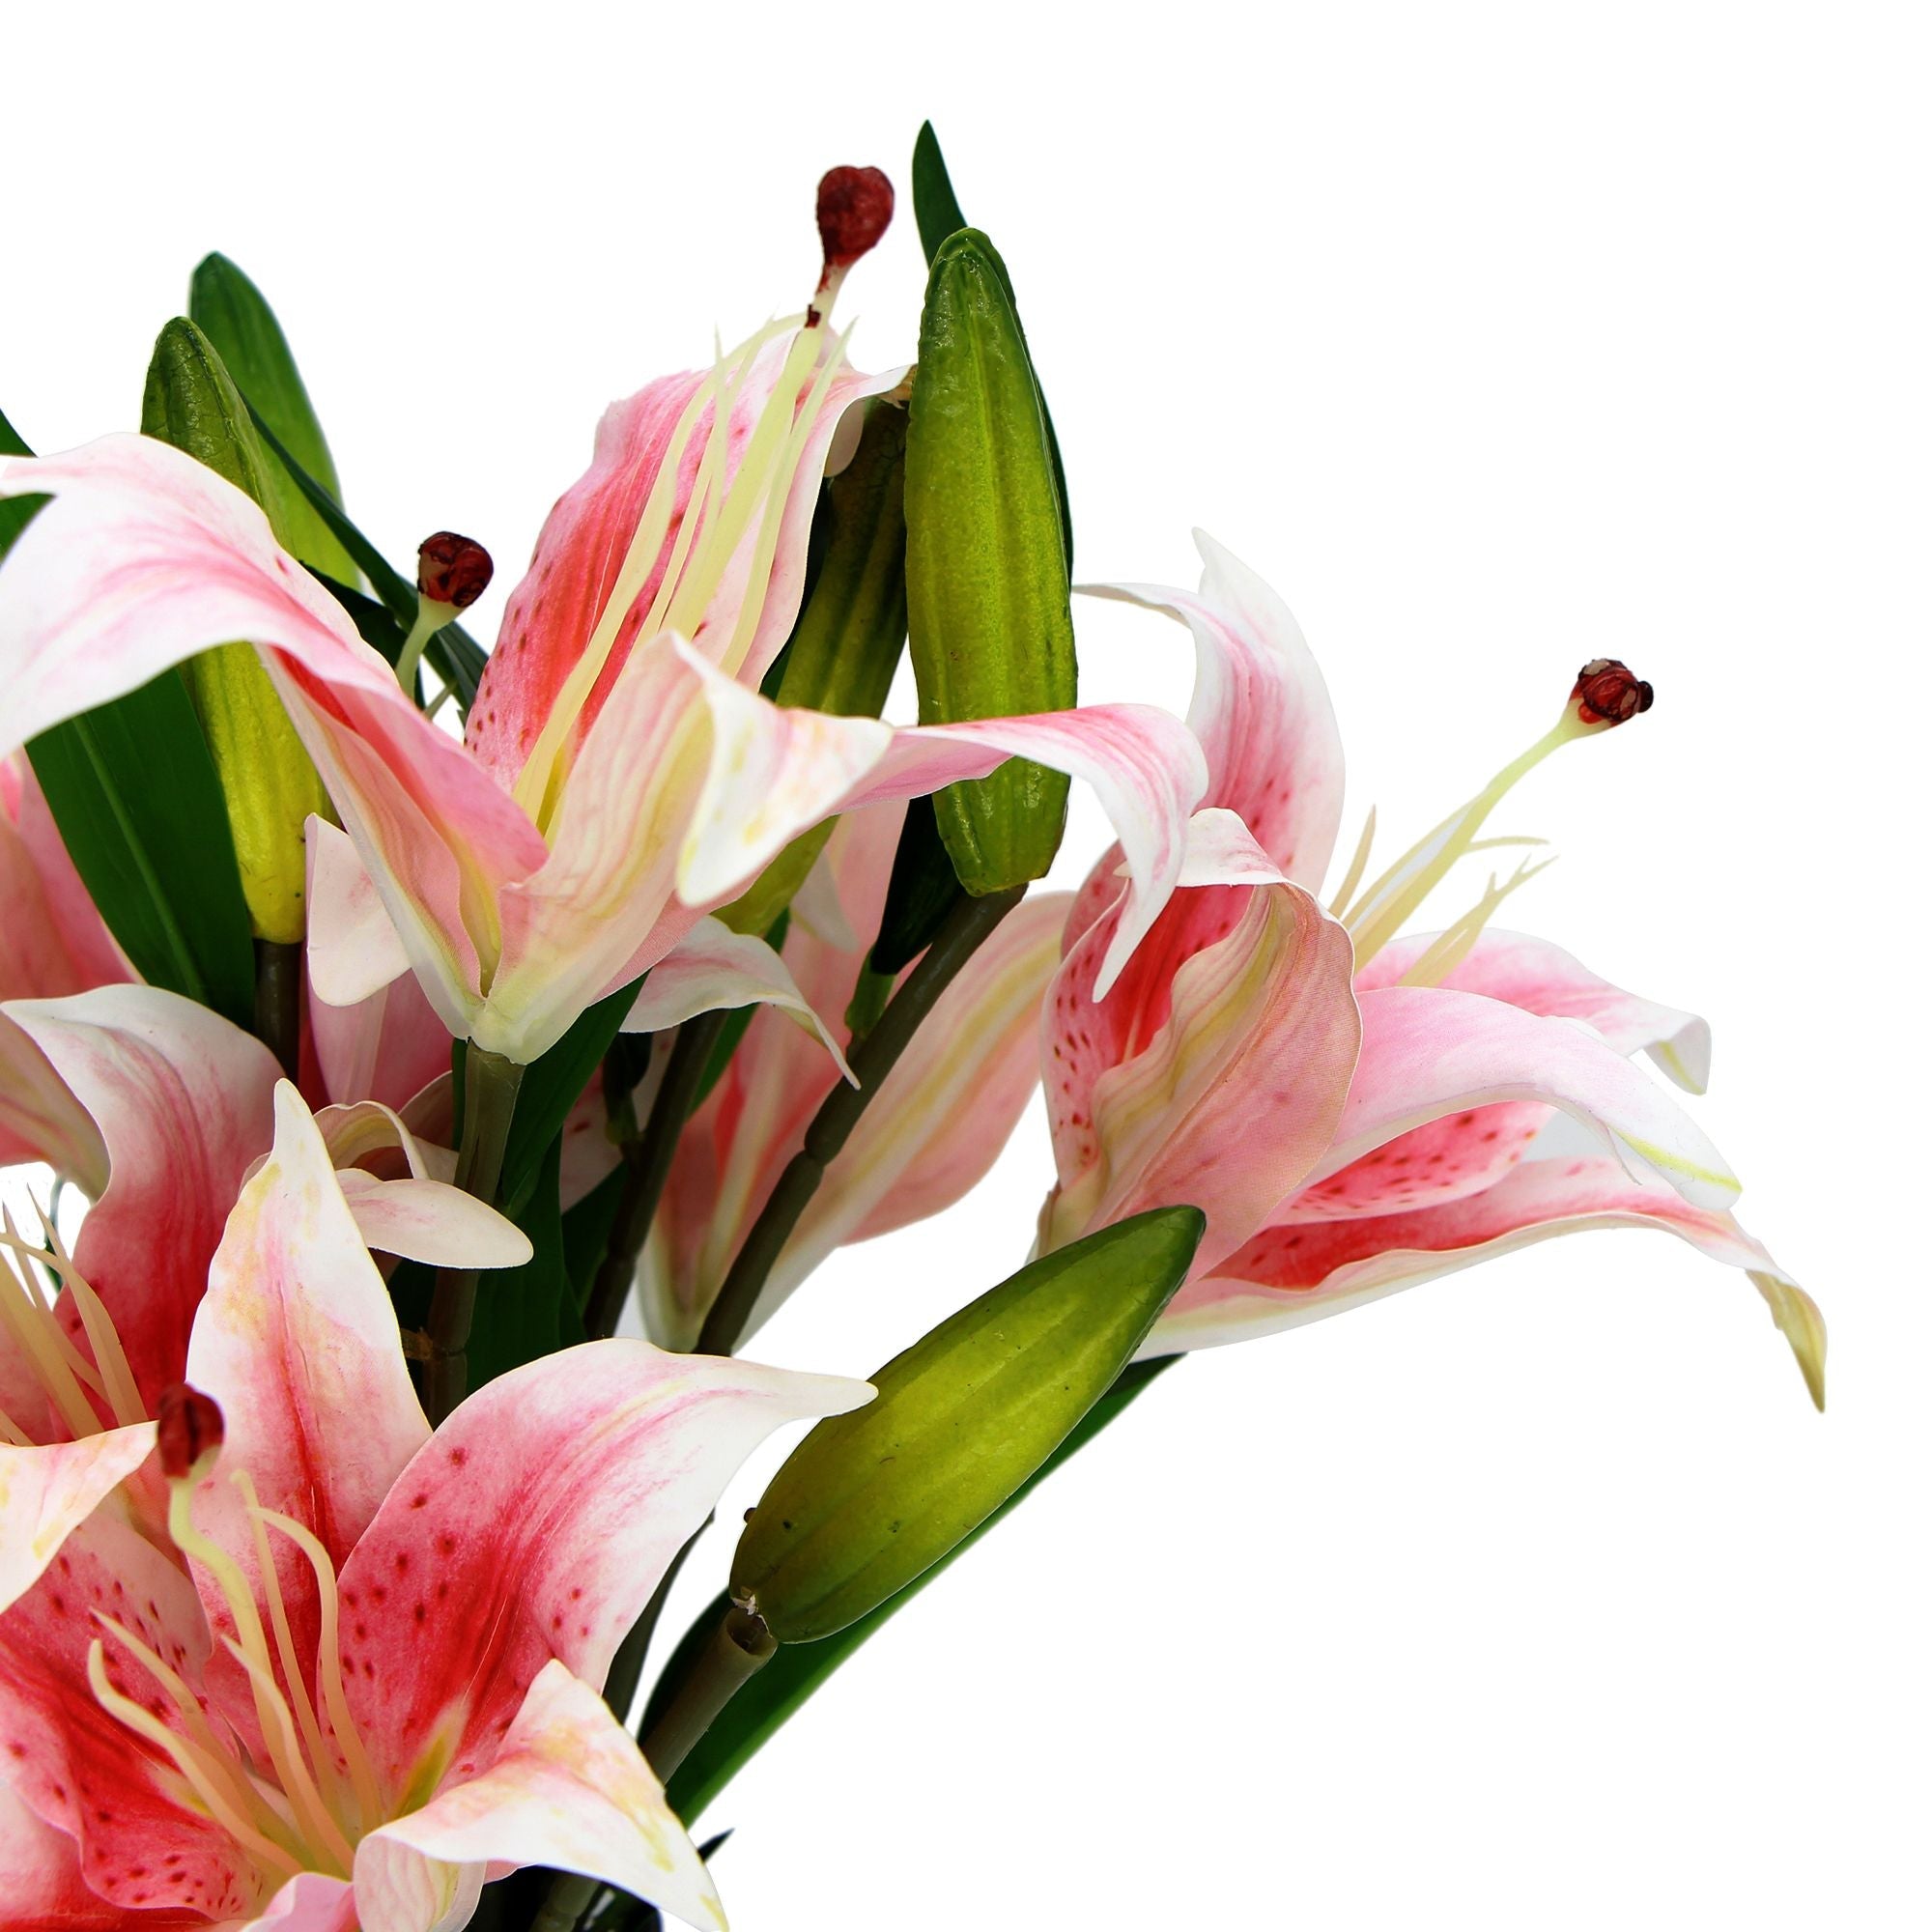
[662,1354,1179,1822]
[911,121,970,261]
[26,676,257,1029]
[496,976,641,1221]
[5,412,256,1026]
[242,403,489,711]
[188,254,359,584]
[465,1137,585,1392]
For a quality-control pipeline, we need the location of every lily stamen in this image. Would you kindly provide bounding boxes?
[1343,659,1654,969]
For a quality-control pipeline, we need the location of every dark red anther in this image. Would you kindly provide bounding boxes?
[816,166,895,277]
[1572,658,1655,726]
[417,532,495,611]
[156,1383,224,1479]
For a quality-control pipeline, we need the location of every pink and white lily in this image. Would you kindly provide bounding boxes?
[1039,533,1825,1405]
[0,1083,868,1931]
[0,984,529,1615]
[0,234,1205,1070]
[638,803,1073,1349]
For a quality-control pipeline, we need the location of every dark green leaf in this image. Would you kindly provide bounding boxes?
[496,976,641,1221]
[27,677,256,1028]
[465,1137,584,1391]
[242,403,488,710]
[661,1354,1179,1821]
[561,1164,627,1314]
[912,122,970,262]
[867,793,965,977]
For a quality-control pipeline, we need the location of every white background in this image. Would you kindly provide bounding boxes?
[7,3,1928,1927]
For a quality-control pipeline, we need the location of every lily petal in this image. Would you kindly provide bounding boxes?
[1043,884,1362,1271]
[1314,987,1740,1210]
[357,1660,722,1932]
[6,986,278,1408]
[0,1423,156,1614]
[622,917,854,1086]
[0,1777,127,1930]
[305,818,412,1009]
[332,1173,534,1271]
[709,891,1074,1347]
[1357,927,1712,1092]
[0,1508,241,1920]
[185,1084,432,1645]
[1162,1154,1825,1406]
[679,640,1208,998]
[469,334,898,788]
[336,1340,868,1796]
[1083,527,1346,888]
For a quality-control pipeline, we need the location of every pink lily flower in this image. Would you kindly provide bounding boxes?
[1039,533,1824,1405]
[0,984,530,1615]
[0,1083,868,1931]
[0,194,1206,1069]
[636,802,1074,1349]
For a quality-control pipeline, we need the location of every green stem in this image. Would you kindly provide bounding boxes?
[694,886,1023,1357]
[639,1606,775,1784]
[424,1046,525,1423]
[582,1013,727,1342]
[393,596,457,696]
[252,938,303,1078]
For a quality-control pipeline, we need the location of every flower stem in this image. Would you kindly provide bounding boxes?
[582,1013,727,1342]
[423,1045,525,1423]
[639,1605,776,1784]
[694,885,1023,1357]
[252,938,303,1079]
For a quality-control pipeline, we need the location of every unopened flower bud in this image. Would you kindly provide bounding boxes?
[156,1382,225,1479]
[816,165,895,277]
[417,531,494,611]
[1572,658,1654,726]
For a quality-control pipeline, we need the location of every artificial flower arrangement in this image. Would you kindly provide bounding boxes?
[0,125,1822,1932]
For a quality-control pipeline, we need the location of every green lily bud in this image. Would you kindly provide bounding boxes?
[141,319,332,946]
[718,399,912,938]
[904,227,1076,895]
[730,1205,1206,1643]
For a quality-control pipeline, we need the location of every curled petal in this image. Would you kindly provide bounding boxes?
[333,1172,533,1271]
[622,916,854,1086]
[1083,527,1346,888]
[305,818,412,1009]
[1358,927,1712,1092]
[1318,987,1741,1210]
[357,1661,722,1932]
[1161,1154,1824,1406]
[6,985,278,1407]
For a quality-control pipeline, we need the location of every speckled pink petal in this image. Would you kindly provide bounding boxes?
[468,333,898,789]
[1159,1154,1825,1407]
[6,986,278,1409]
[334,1340,867,1801]
[1356,926,1712,1092]
[0,1508,245,1921]
[186,1085,432,1626]
[0,1424,156,1614]
[1312,987,1740,1211]
[356,1661,721,1932]
[1083,529,1346,888]
[0,1777,137,1930]
[1043,884,1361,1272]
